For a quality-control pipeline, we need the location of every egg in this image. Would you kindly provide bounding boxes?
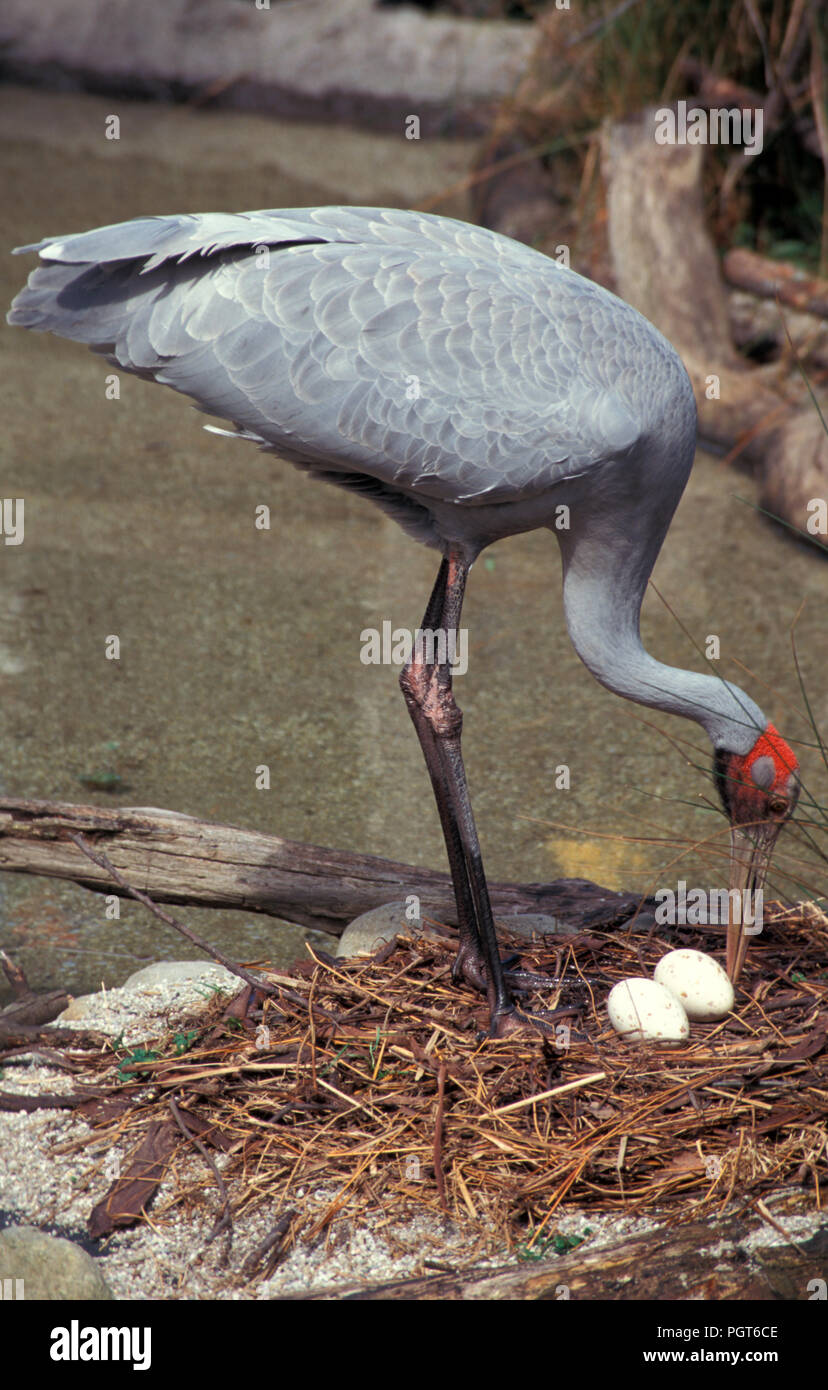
[654,949,735,1021]
[607,978,689,1042]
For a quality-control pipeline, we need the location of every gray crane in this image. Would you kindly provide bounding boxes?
[8,206,800,1035]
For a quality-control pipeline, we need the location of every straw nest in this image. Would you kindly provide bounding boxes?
[62,902,828,1267]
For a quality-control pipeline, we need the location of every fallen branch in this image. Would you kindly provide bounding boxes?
[723,248,828,318]
[0,796,651,937]
[0,950,69,1034]
[296,1212,827,1300]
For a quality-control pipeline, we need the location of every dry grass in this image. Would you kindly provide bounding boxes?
[61,901,828,1267]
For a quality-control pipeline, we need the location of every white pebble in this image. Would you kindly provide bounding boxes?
[607,978,689,1042]
[654,949,734,1021]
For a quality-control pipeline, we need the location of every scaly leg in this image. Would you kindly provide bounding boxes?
[400,546,575,1036]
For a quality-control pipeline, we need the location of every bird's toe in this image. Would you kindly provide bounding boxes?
[489,1002,583,1041]
[451,941,490,994]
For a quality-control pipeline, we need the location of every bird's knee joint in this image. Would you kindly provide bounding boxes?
[400,662,462,737]
[429,701,463,738]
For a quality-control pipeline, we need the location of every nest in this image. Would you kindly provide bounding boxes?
[61,902,828,1269]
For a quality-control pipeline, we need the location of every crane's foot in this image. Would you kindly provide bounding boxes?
[451,939,490,994]
[453,944,588,999]
[489,1001,584,1041]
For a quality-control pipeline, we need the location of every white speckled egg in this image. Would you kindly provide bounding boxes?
[654,949,734,1021]
[607,978,690,1042]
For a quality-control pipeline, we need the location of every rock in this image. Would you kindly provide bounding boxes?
[120,961,238,991]
[337,901,434,958]
[56,962,237,1027]
[58,994,104,1022]
[0,1225,113,1300]
[337,905,576,959]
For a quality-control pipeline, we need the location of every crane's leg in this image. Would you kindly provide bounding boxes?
[400,547,570,1037]
[400,556,508,1011]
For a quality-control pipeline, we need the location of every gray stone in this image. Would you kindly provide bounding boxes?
[121,960,238,990]
[0,1226,113,1301]
[58,993,105,1022]
[57,961,238,1023]
[337,900,433,958]
[337,906,577,958]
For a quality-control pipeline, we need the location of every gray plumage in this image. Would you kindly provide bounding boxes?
[8,205,767,753]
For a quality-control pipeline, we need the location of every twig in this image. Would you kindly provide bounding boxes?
[240,1211,296,1279]
[490,1072,607,1116]
[433,1058,448,1214]
[0,949,31,1000]
[168,1097,233,1252]
[68,832,273,996]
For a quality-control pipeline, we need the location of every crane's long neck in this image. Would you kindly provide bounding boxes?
[559,510,765,757]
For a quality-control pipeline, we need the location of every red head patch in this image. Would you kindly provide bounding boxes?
[743,723,799,793]
[714,722,800,826]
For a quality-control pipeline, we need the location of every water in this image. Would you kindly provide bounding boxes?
[1,87,825,1003]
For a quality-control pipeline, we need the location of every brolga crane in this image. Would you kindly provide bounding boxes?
[8,206,800,1036]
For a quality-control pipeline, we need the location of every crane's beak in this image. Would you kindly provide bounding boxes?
[726,824,778,983]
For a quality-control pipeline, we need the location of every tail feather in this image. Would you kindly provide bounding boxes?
[11,209,329,273]
[6,208,334,355]
[8,258,163,355]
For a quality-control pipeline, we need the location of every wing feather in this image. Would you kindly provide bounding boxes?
[8,206,695,505]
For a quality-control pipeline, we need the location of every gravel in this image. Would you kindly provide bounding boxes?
[0,967,823,1299]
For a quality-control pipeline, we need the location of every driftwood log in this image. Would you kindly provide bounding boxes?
[297,1213,828,1301]
[0,797,652,939]
[0,0,533,137]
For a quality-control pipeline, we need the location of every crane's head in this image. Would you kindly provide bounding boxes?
[713,723,799,983]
